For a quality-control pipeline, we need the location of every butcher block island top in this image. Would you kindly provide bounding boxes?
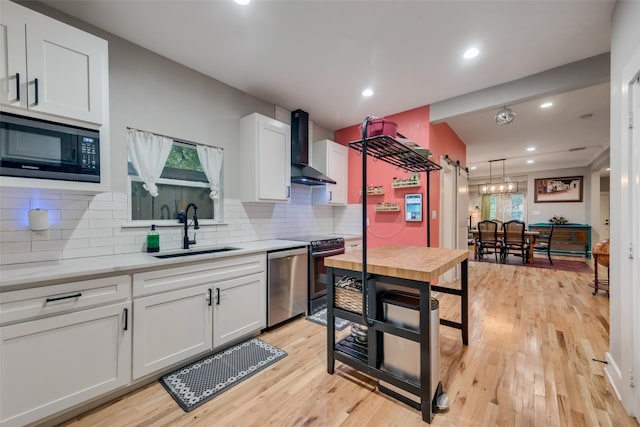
[324,245,469,282]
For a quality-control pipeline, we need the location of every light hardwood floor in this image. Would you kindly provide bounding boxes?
[60,258,637,427]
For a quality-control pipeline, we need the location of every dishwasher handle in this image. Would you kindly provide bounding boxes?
[267,247,308,260]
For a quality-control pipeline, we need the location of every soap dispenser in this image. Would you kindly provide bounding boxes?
[147,224,160,253]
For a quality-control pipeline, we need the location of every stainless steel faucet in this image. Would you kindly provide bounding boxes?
[183,203,199,249]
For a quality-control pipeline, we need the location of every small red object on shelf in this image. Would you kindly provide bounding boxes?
[360,117,397,138]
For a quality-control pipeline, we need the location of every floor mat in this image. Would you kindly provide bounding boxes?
[306,305,351,331]
[160,337,287,412]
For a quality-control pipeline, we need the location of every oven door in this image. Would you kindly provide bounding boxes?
[309,246,345,305]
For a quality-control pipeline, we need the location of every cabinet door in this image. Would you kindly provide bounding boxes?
[257,117,291,201]
[24,9,106,124]
[326,142,348,205]
[213,272,266,349]
[0,0,27,109]
[0,302,131,427]
[240,113,291,203]
[133,284,212,379]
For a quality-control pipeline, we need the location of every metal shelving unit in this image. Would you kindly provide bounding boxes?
[327,117,444,423]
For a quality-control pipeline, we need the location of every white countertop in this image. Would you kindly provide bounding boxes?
[0,239,308,292]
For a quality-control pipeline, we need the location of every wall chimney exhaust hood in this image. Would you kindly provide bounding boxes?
[290,109,336,186]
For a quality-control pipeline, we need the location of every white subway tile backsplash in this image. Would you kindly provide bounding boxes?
[85,210,113,219]
[89,228,113,238]
[90,200,127,211]
[90,236,136,248]
[0,190,341,265]
[63,246,113,259]
[0,230,32,243]
[0,241,30,253]
[32,239,68,252]
[112,193,128,202]
[1,250,61,264]
[89,219,123,229]
[0,198,30,209]
[32,199,88,211]
[58,219,90,230]
[62,210,88,220]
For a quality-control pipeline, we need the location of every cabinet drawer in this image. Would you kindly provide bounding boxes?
[0,275,131,326]
[133,253,266,297]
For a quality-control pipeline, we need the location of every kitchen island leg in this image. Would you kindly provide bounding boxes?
[327,267,335,374]
[461,259,468,345]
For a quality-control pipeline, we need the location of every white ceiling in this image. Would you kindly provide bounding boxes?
[38,0,614,175]
[447,82,611,179]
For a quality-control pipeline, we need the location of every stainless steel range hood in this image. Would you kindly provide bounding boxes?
[290,109,336,186]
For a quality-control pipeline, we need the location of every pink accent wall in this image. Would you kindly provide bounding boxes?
[334,105,466,249]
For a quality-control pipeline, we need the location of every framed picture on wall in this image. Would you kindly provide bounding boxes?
[534,176,584,203]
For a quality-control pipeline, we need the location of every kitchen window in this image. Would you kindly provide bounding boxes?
[128,142,223,224]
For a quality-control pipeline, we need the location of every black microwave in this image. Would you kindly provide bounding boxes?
[0,112,100,182]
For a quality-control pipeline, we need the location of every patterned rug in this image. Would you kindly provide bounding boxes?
[306,305,351,331]
[160,338,286,412]
[472,256,593,273]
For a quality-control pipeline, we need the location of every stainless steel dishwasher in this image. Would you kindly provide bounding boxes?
[267,247,308,327]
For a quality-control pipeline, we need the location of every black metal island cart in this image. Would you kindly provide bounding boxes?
[325,118,469,423]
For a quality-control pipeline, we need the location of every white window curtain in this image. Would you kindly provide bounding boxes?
[196,145,223,199]
[127,129,173,197]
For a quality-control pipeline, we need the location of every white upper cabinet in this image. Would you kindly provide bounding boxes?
[312,139,348,206]
[240,113,291,203]
[0,1,108,124]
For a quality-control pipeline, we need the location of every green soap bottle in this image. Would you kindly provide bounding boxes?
[147,224,160,253]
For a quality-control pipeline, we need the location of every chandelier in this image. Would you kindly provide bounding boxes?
[478,159,518,195]
[495,106,516,126]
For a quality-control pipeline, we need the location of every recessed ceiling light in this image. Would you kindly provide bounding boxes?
[470,166,477,170]
[234,0,250,4]
[527,160,534,164]
[362,88,374,97]
[526,147,535,152]
[463,47,479,59]
[606,167,611,171]
[540,102,553,109]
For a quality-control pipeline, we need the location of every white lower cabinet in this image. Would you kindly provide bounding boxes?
[132,254,266,379]
[213,272,266,349]
[132,284,212,380]
[0,301,131,427]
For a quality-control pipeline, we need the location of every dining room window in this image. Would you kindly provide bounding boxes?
[480,192,526,223]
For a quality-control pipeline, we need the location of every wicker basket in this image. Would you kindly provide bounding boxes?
[335,277,363,314]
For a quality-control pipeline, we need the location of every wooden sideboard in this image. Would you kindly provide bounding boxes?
[528,223,591,258]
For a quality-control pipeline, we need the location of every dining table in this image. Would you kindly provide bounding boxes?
[469,229,540,263]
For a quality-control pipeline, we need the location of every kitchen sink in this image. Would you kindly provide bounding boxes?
[153,247,239,259]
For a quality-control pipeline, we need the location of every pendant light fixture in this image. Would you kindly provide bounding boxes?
[495,106,516,126]
[478,159,518,195]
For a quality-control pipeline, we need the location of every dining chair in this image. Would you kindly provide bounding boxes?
[477,220,501,262]
[530,222,554,265]
[501,220,529,264]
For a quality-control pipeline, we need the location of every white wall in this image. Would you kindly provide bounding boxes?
[608,0,640,417]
